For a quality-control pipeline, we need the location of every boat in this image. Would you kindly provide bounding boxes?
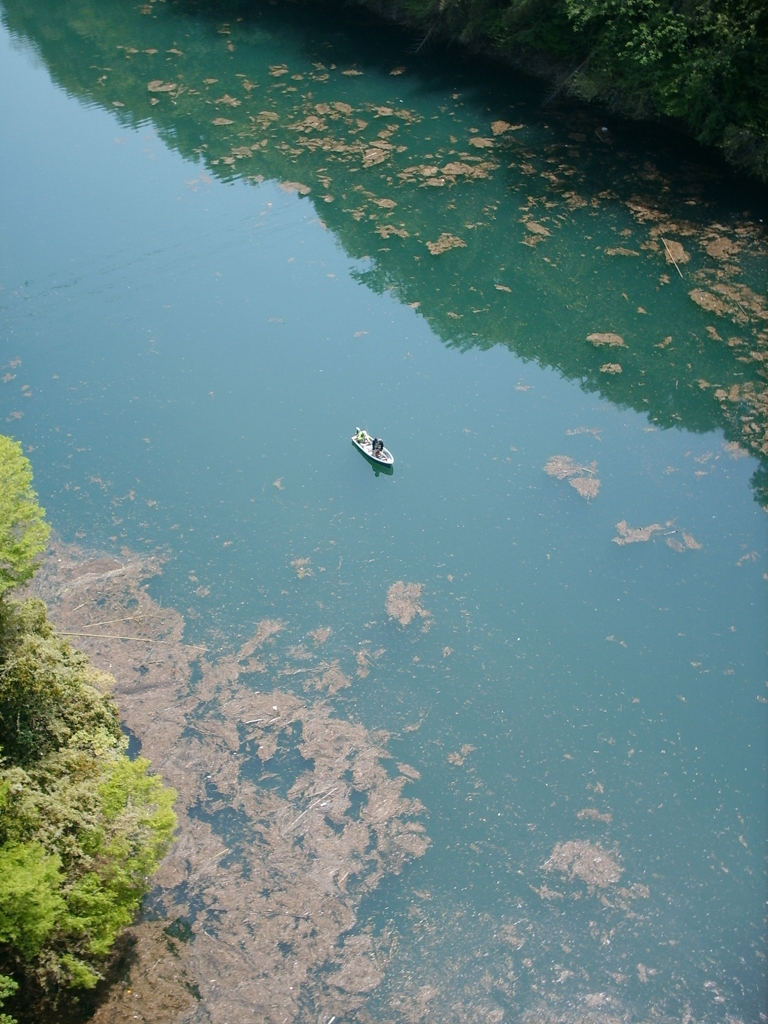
[352,428,394,467]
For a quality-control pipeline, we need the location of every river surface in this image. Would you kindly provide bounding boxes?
[1,1,767,1021]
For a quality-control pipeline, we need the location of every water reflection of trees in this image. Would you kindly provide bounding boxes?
[3,0,766,503]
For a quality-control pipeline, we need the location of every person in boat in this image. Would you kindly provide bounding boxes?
[356,429,369,445]
[372,438,384,457]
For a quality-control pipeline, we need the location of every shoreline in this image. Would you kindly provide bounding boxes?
[320,0,768,183]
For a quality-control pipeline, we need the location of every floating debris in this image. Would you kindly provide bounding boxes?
[587,332,626,347]
[279,180,311,194]
[236,621,282,675]
[544,455,590,480]
[577,808,613,823]
[447,743,476,766]
[689,288,727,314]
[736,550,759,565]
[147,79,175,92]
[308,626,331,645]
[386,581,429,626]
[661,237,689,264]
[705,235,739,259]
[290,556,313,577]
[354,645,385,679]
[442,160,497,181]
[362,147,388,168]
[613,520,701,550]
[724,441,749,458]
[490,120,523,135]
[566,427,601,439]
[612,520,662,545]
[667,532,702,552]
[375,223,409,239]
[425,233,466,256]
[308,660,350,693]
[569,477,600,500]
[544,456,600,501]
[543,840,622,888]
[34,542,429,1024]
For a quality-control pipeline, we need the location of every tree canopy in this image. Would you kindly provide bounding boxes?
[364,0,768,179]
[0,437,176,1021]
[0,437,49,599]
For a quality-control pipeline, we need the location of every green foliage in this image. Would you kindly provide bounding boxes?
[0,599,120,766]
[0,598,177,992]
[0,450,177,1007]
[363,0,768,178]
[563,0,768,163]
[0,844,64,959]
[0,437,49,598]
[0,973,19,1024]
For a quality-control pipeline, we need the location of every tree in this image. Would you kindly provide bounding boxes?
[0,437,49,598]
[0,973,18,1024]
[0,438,176,1015]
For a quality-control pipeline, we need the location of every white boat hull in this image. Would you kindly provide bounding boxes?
[351,433,394,466]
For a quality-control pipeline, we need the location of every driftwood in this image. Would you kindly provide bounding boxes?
[59,631,208,650]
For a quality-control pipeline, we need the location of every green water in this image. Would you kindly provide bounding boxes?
[1,0,766,1020]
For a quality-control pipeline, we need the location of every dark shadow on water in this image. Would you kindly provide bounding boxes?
[239,720,316,798]
[121,723,142,760]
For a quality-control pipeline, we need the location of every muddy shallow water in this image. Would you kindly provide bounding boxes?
[2,0,767,1020]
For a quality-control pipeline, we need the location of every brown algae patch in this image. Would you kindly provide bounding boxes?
[577,808,613,823]
[660,237,690,265]
[543,840,622,888]
[544,455,595,480]
[544,456,600,501]
[354,645,385,679]
[386,581,430,626]
[612,520,662,545]
[308,625,332,645]
[587,332,626,348]
[426,232,466,255]
[306,659,351,693]
[666,531,702,552]
[569,476,600,501]
[89,919,199,1024]
[490,120,523,135]
[604,247,640,257]
[447,743,476,766]
[33,541,430,1024]
[613,521,701,550]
